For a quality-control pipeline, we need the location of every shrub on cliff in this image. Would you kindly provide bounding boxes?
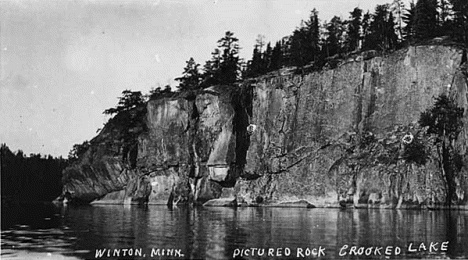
[67,89,149,168]
[68,141,90,163]
[419,93,464,205]
[331,125,429,206]
[402,132,428,166]
[148,85,177,100]
[345,126,428,169]
[419,94,464,142]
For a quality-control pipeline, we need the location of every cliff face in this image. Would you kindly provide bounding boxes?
[240,45,468,207]
[62,45,468,208]
[62,86,250,205]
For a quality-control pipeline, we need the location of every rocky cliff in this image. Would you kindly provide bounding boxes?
[62,86,250,205]
[61,45,468,208]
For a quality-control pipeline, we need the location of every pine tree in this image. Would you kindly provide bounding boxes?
[403,1,417,42]
[345,7,363,52]
[203,31,241,85]
[449,0,468,44]
[362,11,373,50]
[324,16,345,57]
[245,35,268,77]
[103,90,145,115]
[217,31,241,84]
[269,41,283,71]
[364,5,398,51]
[288,9,321,70]
[280,36,293,67]
[176,57,202,91]
[202,48,221,86]
[263,42,272,72]
[289,23,308,68]
[304,9,321,64]
[413,0,439,41]
[245,46,262,77]
[387,12,399,49]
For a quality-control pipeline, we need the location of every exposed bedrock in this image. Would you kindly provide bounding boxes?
[240,45,468,208]
[62,86,250,205]
[61,45,468,208]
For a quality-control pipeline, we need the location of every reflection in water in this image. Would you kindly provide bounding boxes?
[1,204,468,259]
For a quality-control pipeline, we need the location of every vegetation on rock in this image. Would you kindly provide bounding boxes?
[419,94,464,205]
[68,140,90,163]
[175,57,202,91]
[244,0,467,78]
[103,90,146,116]
[202,31,241,86]
[330,93,465,207]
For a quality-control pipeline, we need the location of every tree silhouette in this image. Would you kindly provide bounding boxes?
[323,16,346,57]
[419,94,464,205]
[103,90,145,115]
[1,144,67,202]
[288,9,321,70]
[68,141,90,162]
[304,9,321,65]
[361,11,373,49]
[176,57,202,91]
[402,1,417,41]
[263,42,273,71]
[345,7,363,52]
[245,35,266,77]
[449,0,468,44]
[364,4,398,51]
[289,24,308,68]
[269,41,283,71]
[413,0,439,41]
[203,31,241,85]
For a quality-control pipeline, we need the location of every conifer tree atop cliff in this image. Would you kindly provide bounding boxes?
[413,0,439,40]
[203,31,241,86]
[176,57,202,91]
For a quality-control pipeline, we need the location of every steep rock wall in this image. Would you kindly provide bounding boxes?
[239,45,468,207]
[61,107,146,203]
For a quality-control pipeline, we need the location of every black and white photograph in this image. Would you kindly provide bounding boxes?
[1,0,468,259]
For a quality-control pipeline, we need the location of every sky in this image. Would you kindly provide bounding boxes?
[0,0,402,157]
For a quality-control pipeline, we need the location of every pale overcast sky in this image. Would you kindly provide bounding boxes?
[0,0,402,157]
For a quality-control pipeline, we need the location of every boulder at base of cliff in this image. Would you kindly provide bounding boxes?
[269,200,315,208]
[203,198,237,207]
[90,190,127,205]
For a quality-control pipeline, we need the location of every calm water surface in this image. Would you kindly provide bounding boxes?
[1,204,467,260]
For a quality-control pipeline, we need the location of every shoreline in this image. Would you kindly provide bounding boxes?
[69,199,468,211]
[5,197,467,211]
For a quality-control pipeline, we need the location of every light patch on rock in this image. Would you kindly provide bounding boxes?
[247,124,257,134]
[209,166,229,182]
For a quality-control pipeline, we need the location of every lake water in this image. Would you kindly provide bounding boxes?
[1,204,467,260]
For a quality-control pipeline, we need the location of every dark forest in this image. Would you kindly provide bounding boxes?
[1,144,67,202]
